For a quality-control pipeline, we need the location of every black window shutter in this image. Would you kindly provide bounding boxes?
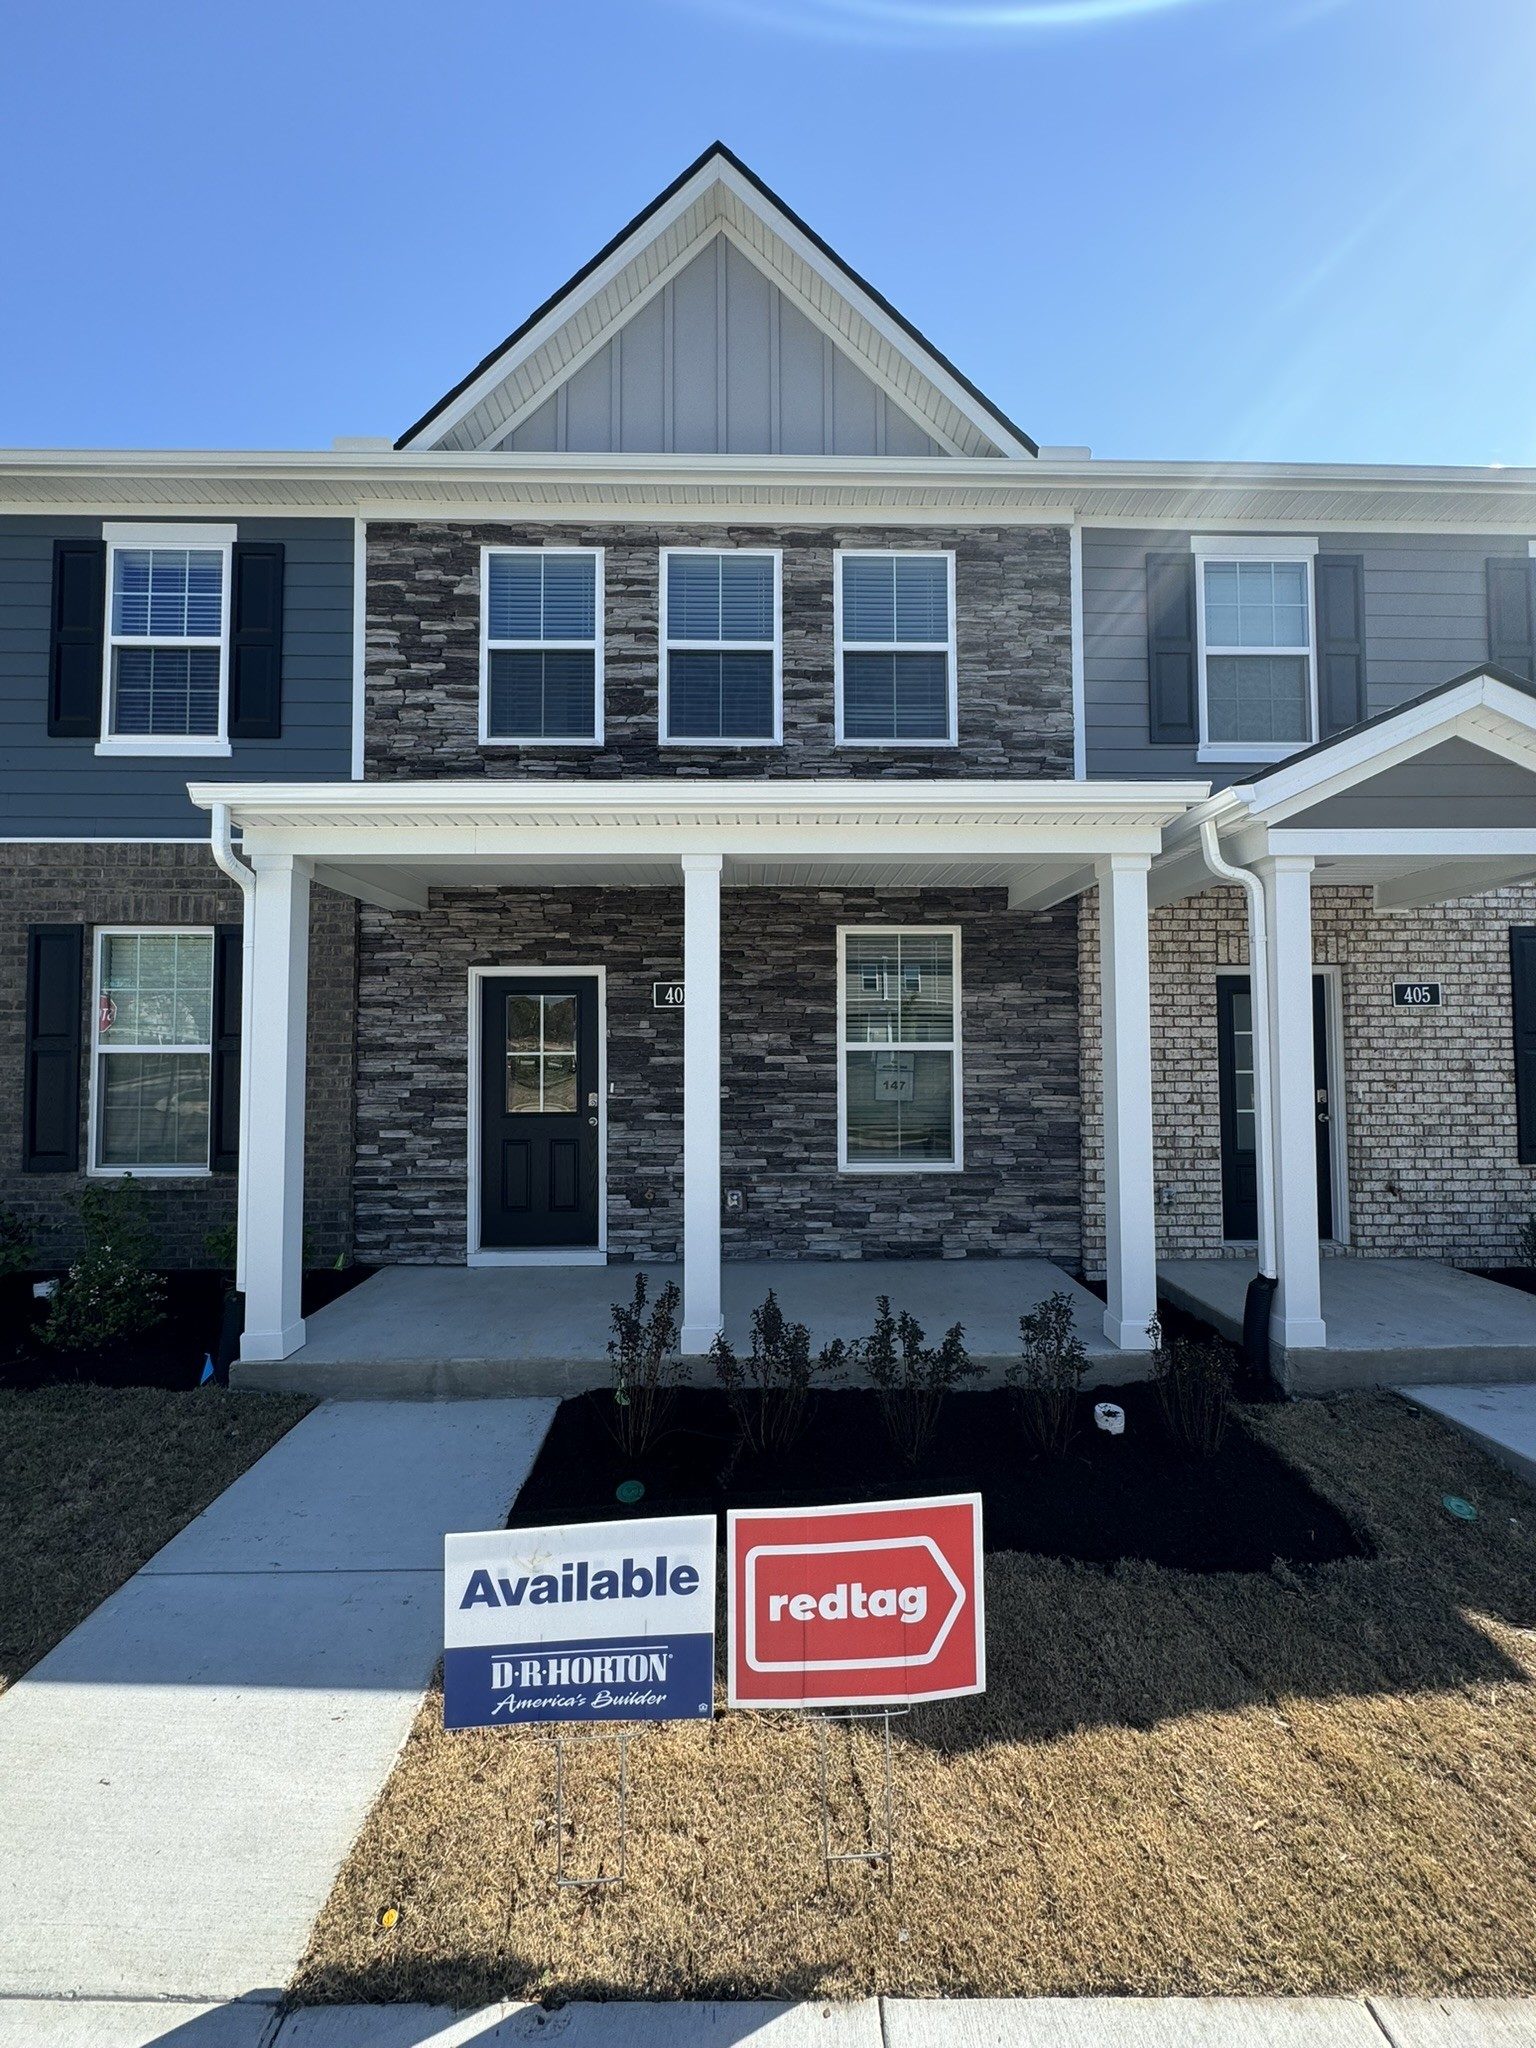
[1315,553,1366,735]
[211,923,243,1173]
[1513,928,1536,1166]
[23,925,84,1172]
[48,539,106,738]
[228,541,285,739]
[1146,551,1198,744]
[1487,557,1535,681]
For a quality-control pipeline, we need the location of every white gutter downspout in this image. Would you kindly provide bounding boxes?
[209,802,255,1296]
[1198,818,1276,1283]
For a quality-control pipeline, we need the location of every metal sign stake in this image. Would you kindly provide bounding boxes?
[812,1704,908,1878]
[550,1726,632,1889]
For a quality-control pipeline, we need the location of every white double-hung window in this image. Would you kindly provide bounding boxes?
[100,523,234,754]
[661,549,780,743]
[836,551,956,744]
[482,548,603,743]
[1194,535,1318,761]
[92,930,214,1173]
[838,928,962,1171]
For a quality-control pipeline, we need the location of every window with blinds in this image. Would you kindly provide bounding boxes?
[838,927,962,1170]
[662,550,780,743]
[106,545,228,741]
[93,930,214,1172]
[1195,547,1318,758]
[483,549,602,743]
[837,552,955,744]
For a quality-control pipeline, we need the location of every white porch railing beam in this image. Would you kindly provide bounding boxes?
[1255,854,1326,1350]
[240,853,312,1363]
[681,854,723,1354]
[1096,853,1157,1351]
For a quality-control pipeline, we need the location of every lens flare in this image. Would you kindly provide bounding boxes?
[701,0,1224,35]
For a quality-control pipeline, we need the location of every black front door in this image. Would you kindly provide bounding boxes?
[479,976,600,1249]
[1217,974,1335,1242]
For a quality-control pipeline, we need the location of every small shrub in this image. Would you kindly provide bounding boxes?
[1009,1290,1090,1458]
[203,1222,238,1273]
[1517,1213,1536,1271]
[41,1178,166,1352]
[710,1290,841,1458]
[606,1273,684,1460]
[1149,1316,1233,1457]
[0,1205,37,1280]
[852,1295,977,1466]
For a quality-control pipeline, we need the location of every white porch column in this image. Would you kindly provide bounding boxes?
[239,853,312,1362]
[1255,854,1326,1350]
[1097,854,1157,1350]
[681,854,723,1354]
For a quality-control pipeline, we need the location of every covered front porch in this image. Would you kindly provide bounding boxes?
[191,775,1201,1373]
[230,1255,1127,1398]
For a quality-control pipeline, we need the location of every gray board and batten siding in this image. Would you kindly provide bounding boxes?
[483,235,947,459]
[1083,528,1532,785]
[0,516,354,838]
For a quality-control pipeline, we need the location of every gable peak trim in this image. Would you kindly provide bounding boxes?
[396,143,1036,460]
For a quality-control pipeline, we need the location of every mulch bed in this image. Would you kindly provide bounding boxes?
[508,1384,1367,1573]
[0,1265,375,1391]
[292,1392,1536,2005]
[1473,1267,1536,1299]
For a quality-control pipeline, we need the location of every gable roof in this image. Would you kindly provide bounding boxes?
[396,142,1037,459]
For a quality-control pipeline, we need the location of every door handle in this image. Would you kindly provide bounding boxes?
[587,1116,598,1128]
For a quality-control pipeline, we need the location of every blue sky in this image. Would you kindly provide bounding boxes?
[2,0,1532,463]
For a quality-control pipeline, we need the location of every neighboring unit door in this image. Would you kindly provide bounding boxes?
[1216,973,1336,1243]
[479,976,600,1249]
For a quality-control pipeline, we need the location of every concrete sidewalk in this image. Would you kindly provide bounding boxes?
[0,1398,555,2005]
[1408,1382,1536,1489]
[3,1996,1535,2046]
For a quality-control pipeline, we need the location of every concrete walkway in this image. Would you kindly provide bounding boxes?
[235,1258,1129,1401]
[3,1996,1535,2046]
[0,1399,555,2006]
[1408,1382,1536,1489]
[1158,1257,1536,1394]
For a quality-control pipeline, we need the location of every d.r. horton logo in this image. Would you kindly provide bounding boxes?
[489,1642,677,1717]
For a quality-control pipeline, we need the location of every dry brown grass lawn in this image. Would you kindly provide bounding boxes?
[0,1384,313,1692]
[292,1393,1536,2005]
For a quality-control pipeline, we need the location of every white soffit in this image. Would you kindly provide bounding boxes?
[398,150,1033,461]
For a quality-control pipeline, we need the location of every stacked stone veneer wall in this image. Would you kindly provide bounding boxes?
[353,886,1080,1265]
[1079,882,1536,1276]
[363,520,1073,781]
[0,845,357,1266]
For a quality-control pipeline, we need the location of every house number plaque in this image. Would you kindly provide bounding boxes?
[653,981,685,1009]
[1392,981,1442,1008]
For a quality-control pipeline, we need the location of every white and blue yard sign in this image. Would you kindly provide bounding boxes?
[443,1516,716,1729]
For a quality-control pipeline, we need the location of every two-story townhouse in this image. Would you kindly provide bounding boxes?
[4,144,1536,1392]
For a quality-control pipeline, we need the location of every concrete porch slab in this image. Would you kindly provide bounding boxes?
[1158,1258,1536,1395]
[234,1259,1134,1401]
[1403,1383,1536,1489]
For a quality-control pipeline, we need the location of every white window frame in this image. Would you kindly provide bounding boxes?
[88,925,215,1178]
[478,545,605,747]
[836,925,964,1175]
[659,546,782,747]
[834,549,958,748]
[1192,533,1319,765]
[97,523,235,758]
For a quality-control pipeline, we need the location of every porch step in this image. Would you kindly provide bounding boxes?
[231,1258,1143,1401]
[1158,1258,1536,1396]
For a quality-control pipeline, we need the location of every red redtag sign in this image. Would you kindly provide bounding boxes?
[727,1495,984,1709]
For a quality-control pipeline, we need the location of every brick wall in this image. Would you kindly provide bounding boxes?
[363,520,1073,782]
[0,845,357,1267]
[353,886,1081,1265]
[1079,882,1536,1275]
